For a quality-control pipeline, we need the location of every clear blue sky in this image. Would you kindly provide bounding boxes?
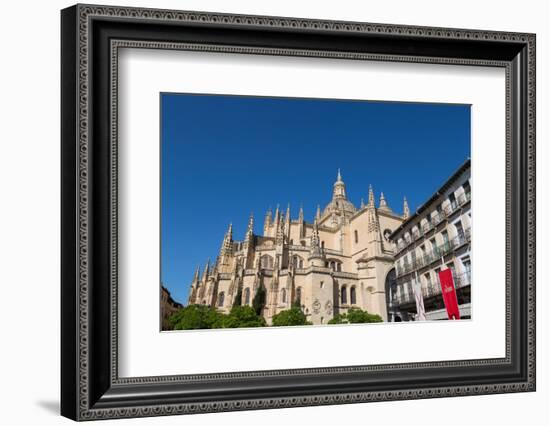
[161,93,470,304]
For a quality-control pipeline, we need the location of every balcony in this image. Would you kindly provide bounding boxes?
[422,221,434,234]
[438,240,453,257]
[450,231,469,250]
[396,234,471,278]
[457,191,471,206]
[397,272,471,306]
[454,271,471,289]
[422,282,441,298]
[401,262,415,275]
[431,212,445,227]
[444,200,460,216]
[397,290,415,305]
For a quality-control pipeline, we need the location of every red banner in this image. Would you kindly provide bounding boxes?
[438,269,460,320]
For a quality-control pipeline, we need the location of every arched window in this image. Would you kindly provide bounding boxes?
[244,288,251,305]
[354,230,359,244]
[328,260,341,272]
[281,288,286,303]
[217,292,225,307]
[296,287,302,304]
[292,255,304,269]
[261,254,274,269]
[350,286,357,305]
[341,286,348,304]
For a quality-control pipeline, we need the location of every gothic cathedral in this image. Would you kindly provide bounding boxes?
[188,171,408,324]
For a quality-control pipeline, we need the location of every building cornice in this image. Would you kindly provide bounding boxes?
[389,158,471,240]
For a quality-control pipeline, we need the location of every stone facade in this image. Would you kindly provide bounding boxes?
[160,286,183,330]
[388,159,471,321]
[187,171,406,325]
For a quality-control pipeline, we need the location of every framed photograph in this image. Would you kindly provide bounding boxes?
[61,4,536,421]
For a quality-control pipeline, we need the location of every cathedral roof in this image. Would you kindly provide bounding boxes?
[321,198,357,217]
[321,170,356,219]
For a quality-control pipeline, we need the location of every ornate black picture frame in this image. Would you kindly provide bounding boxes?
[61,4,536,421]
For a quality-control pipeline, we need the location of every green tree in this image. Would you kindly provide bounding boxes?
[327,307,383,325]
[327,313,346,324]
[346,307,383,323]
[222,305,266,328]
[169,304,224,330]
[271,306,312,326]
[252,284,266,315]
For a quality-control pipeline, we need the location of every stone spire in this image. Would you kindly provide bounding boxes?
[367,202,380,232]
[360,198,365,209]
[246,213,254,240]
[284,203,291,239]
[403,197,410,219]
[276,205,285,245]
[226,222,233,239]
[368,184,375,207]
[379,192,391,212]
[332,169,347,200]
[242,213,255,270]
[274,204,280,226]
[284,203,291,227]
[201,259,210,281]
[192,265,200,283]
[220,222,233,258]
[263,207,272,236]
[316,204,321,221]
[271,204,280,238]
[308,218,324,261]
[311,219,320,247]
[298,203,305,238]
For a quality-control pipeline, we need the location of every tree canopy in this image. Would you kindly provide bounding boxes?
[222,305,267,328]
[168,304,224,330]
[271,305,312,327]
[168,305,381,330]
[169,304,266,330]
[328,307,383,324]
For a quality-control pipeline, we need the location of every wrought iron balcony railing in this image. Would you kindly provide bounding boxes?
[422,221,433,233]
[396,271,471,305]
[457,191,471,206]
[432,212,445,226]
[395,228,471,278]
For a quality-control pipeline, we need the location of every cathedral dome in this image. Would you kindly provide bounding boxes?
[322,198,356,217]
[321,170,356,218]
